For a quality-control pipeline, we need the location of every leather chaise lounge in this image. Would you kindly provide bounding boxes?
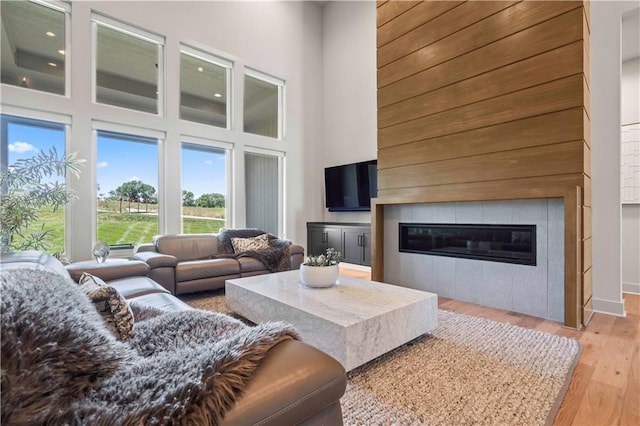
[0,251,346,425]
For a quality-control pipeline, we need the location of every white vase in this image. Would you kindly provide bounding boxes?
[299,264,339,288]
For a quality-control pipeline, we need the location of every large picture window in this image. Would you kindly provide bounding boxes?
[96,129,159,248]
[180,47,232,128]
[1,114,68,253]
[244,70,284,139]
[1,0,69,96]
[93,14,164,114]
[181,141,229,233]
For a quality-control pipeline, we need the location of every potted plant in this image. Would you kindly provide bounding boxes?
[0,147,83,256]
[300,247,341,288]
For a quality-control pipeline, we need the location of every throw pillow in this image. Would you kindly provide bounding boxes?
[231,233,270,254]
[79,273,135,341]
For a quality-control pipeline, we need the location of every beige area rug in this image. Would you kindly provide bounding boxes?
[180,291,581,426]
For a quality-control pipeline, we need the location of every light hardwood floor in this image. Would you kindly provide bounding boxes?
[339,267,640,426]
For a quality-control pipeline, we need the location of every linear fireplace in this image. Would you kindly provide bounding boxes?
[399,223,536,266]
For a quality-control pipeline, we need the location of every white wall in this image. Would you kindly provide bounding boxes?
[321,1,377,224]
[621,57,640,293]
[590,1,639,315]
[1,1,324,260]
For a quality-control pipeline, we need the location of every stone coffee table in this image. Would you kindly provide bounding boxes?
[226,270,438,371]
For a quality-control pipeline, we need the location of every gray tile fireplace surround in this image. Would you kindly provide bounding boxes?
[383,199,564,322]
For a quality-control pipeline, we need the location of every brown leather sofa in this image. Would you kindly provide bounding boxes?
[133,234,305,295]
[1,251,346,425]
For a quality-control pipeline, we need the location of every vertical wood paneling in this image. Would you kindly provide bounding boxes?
[374,0,591,328]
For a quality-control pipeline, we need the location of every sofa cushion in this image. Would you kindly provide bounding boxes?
[237,257,268,273]
[175,258,240,282]
[109,276,170,299]
[155,234,219,262]
[127,292,193,313]
[0,250,72,279]
[79,273,135,341]
[66,259,149,282]
[231,233,270,253]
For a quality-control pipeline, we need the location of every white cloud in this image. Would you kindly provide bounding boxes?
[130,176,140,181]
[97,161,109,168]
[204,160,213,165]
[8,141,36,153]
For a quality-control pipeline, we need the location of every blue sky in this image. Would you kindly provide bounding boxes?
[6,119,226,198]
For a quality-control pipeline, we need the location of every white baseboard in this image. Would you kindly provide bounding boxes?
[622,281,640,295]
[592,297,627,317]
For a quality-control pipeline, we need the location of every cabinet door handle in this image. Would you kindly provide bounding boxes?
[361,234,365,247]
[357,235,362,247]
[323,232,327,243]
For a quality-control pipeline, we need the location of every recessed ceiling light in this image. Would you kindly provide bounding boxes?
[46,31,55,37]
[197,67,204,72]
[58,50,65,55]
[214,93,222,98]
[48,62,57,67]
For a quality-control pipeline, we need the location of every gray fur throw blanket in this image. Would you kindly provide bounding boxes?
[1,268,298,425]
[217,228,292,272]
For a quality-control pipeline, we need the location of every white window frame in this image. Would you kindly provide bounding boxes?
[180,136,234,231]
[244,68,285,140]
[244,146,286,238]
[92,120,166,251]
[180,45,233,130]
[91,13,165,116]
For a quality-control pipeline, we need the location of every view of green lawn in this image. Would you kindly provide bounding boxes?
[15,204,225,254]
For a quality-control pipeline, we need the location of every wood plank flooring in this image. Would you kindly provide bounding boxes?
[339,267,640,425]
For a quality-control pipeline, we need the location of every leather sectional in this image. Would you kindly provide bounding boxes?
[1,251,346,425]
[132,233,305,294]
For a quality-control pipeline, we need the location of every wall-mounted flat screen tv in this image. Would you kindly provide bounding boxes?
[324,159,377,212]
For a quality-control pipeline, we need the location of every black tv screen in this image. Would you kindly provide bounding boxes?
[324,160,377,212]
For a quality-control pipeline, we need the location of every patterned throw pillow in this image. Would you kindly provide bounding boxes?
[79,273,135,341]
[231,233,270,254]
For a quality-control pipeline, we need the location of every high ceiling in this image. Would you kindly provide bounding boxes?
[0,0,271,118]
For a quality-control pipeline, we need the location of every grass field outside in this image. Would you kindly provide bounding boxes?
[13,203,226,254]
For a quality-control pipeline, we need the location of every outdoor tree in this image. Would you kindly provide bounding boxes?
[196,192,225,208]
[114,180,157,205]
[182,190,196,207]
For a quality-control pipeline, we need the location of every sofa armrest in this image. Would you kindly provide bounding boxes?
[133,243,158,254]
[65,259,150,283]
[220,339,346,426]
[132,251,178,269]
[289,244,304,256]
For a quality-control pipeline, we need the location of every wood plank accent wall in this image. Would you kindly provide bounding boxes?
[373,0,591,328]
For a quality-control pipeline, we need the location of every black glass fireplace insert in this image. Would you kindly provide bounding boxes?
[399,223,536,266]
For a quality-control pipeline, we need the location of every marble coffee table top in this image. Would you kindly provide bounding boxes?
[226,270,438,371]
